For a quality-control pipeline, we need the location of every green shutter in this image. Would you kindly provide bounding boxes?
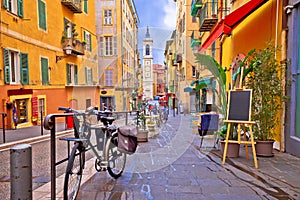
[66,63,71,84]
[18,0,24,18]
[74,65,78,84]
[3,0,7,9]
[3,49,10,84]
[41,57,49,85]
[38,0,46,30]
[20,53,29,84]
[89,34,92,51]
[84,0,88,14]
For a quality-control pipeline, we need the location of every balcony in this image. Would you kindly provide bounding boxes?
[190,0,203,17]
[199,1,218,32]
[61,0,82,13]
[62,38,84,55]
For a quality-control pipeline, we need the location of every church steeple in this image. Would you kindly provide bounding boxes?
[145,26,150,38]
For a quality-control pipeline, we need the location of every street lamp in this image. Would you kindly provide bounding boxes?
[56,45,72,63]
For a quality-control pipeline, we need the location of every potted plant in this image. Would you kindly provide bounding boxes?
[136,111,148,142]
[146,119,156,132]
[218,124,240,158]
[243,44,285,156]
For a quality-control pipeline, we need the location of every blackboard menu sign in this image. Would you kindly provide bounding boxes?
[227,90,252,122]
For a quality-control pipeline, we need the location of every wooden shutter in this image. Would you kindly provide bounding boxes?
[3,0,7,9]
[3,48,10,84]
[74,65,78,85]
[66,63,71,85]
[84,0,88,14]
[18,0,24,18]
[41,57,49,85]
[113,36,117,56]
[38,0,46,30]
[20,53,29,84]
[99,37,104,56]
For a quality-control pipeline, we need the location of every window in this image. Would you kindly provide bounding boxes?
[38,0,47,31]
[84,31,92,51]
[85,67,93,85]
[146,44,150,55]
[83,0,88,14]
[192,16,197,23]
[3,48,29,84]
[104,9,112,25]
[66,64,78,85]
[105,70,113,86]
[64,18,76,38]
[86,99,91,109]
[192,66,196,77]
[212,42,216,58]
[104,36,113,56]
[38,98,45,117]
[3,0,23,17]
[41,57,49,85]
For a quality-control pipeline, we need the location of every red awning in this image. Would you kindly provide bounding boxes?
[199,0,268,53]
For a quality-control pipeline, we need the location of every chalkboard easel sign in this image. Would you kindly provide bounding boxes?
[227,89,252,122]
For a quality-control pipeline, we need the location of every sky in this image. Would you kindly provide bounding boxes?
[134,0,177,64]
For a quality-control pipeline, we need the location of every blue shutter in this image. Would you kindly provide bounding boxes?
[20,53,29,84]
[18,0,24,18]
[3,49,10,84]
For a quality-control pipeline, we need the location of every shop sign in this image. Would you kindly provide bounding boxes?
[32,97,38,117]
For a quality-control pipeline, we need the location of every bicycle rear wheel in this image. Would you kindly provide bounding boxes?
[64,143,84,200]
[105,137,126,178]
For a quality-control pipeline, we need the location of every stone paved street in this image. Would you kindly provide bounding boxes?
[76,114,300,199]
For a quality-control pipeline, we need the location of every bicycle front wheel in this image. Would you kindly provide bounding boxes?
[105,137,126,178]
[64,143,84,200]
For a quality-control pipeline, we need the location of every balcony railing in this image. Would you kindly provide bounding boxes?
[61,0,82,13]
[199,1,218,32]
[62,38,84,55]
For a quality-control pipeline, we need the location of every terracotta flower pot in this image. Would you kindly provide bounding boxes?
[220,140,240,158]
[255,140,274,157]
[137,130,148,142]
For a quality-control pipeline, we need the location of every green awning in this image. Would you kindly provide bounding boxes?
[190,0,203,16]
[190,78,211,90]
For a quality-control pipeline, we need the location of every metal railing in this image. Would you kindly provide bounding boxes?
[43,110,140,199]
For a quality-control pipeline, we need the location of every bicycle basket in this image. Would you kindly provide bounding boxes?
[117,125,138,154]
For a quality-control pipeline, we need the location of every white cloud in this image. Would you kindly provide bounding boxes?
[163,0,176,29]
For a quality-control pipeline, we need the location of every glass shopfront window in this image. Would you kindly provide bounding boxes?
[16,99,28,123]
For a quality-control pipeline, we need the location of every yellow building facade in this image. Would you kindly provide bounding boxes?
[0,0,98,129]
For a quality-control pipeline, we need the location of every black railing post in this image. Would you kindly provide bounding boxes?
[1,113,7,143]
[40,111,44,136]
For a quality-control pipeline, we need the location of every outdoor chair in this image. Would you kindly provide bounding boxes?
[198,114,219,148]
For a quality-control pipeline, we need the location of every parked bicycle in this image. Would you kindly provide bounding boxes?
[58,106,126,200]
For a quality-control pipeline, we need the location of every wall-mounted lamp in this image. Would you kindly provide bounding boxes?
[284,5,294,15]
[56,45,72,63]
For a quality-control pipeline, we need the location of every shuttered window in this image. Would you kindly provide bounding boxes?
[104,9,112,25]
[3,0,23,18]
[84,31,92,52]
[105,70,113,86]
[66,64,78,85]
[3,48,28,85]
[83,0,88,14]
[104,36,113,56]
[38,0,46,31]
[20,53,29,84]
[41,57,49,85]
[85,67,93,85]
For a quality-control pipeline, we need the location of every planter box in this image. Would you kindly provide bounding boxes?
[137,130,148,142]
[255,140,274,157]
[220,141,240,158]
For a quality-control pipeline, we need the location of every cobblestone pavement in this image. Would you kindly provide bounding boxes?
[76,114,300,200]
